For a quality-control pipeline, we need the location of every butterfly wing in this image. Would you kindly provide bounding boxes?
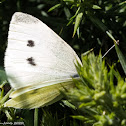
[4,81,74,109]
[4,12,81,108]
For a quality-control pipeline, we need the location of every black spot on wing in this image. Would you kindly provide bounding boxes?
[27,40,35,47]
[27,57,36,66]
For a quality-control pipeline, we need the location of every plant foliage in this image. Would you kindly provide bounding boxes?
[64,52,126,126]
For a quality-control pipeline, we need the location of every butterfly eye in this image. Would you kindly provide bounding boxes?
[27,57,36,66]
[27,40,35,47]
[72,74,79,78]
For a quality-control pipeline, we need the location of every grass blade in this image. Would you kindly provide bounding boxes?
[73,12,83,37]
[115,45,126,75]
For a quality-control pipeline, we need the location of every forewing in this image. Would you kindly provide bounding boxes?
[5,12,81,89]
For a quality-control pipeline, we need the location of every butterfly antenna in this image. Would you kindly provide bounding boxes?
[102,40,119,58]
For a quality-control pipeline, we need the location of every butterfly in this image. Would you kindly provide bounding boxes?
[4,12,81,109]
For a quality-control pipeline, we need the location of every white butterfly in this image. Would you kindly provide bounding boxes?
[4,12,81,109]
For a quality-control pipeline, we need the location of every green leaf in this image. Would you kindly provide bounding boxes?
[67,7,80,26]
[0,69,7,82]
[0,88,13,105]
[88,15,108,32]
[63,0,74,2]
[48,4,61,12]
[106,31,116,42]
[115,45,126,75]
[73,12,83,37]
[72,115,85,121]
[81,48,93,59]
[105,31,126,74]
[92,5,101,9]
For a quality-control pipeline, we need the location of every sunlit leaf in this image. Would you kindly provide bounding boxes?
[48,4,61,12]
[92,5,101,9]
[73,12,83,37]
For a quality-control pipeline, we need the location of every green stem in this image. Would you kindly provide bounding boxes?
[0,88,13,104]
[34,108,38,126]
